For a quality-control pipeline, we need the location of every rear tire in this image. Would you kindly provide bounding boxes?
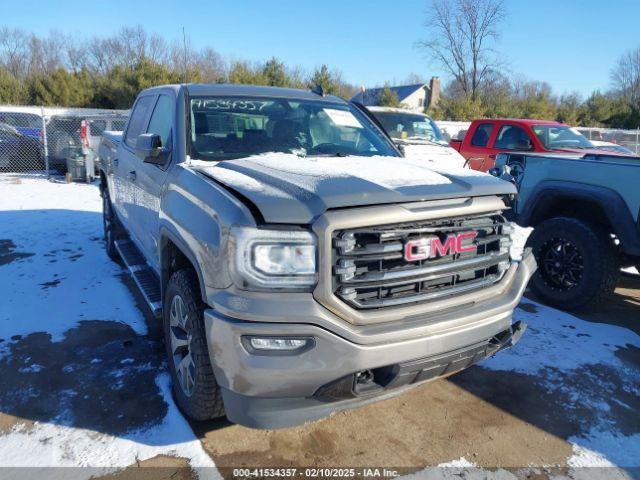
[102,188,121,263]
[525,217,619,310]
[163,269,225,421]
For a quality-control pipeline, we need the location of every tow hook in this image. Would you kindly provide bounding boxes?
[487,321,527,355]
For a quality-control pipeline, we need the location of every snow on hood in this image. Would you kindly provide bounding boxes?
[189,153,515,224]
[400,143,467,169]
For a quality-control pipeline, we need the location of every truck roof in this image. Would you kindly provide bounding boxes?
[140,83,346,104]
[473,118,563,126]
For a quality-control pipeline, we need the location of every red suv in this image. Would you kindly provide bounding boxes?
[450,118,628,171]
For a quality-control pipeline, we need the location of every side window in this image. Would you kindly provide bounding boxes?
[470,123,493,147]
[146,94,173,148]
[124,96,154,148]
[89,120,107,136]
[494,125,532,150]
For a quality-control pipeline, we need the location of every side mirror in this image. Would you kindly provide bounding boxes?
[136,133,170,165]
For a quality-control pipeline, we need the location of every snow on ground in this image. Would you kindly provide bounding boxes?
[486,227,640,469]
[0,175,217,478]
[0,374,217,478]
[0,175,144,344]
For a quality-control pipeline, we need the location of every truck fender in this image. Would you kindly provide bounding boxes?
[158,226,208,304]
[520,180,640,256]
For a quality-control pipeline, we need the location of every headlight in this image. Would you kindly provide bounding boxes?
[230,227,317,290]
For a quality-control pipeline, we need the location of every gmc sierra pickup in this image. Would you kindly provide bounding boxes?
[98,84,536,429]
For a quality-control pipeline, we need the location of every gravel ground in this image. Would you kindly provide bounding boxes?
[0,175,638,479]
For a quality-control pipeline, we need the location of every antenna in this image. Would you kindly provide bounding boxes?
[182,26,188,84]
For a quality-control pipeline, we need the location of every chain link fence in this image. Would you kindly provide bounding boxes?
[0,106,129,180]
[576,127,640,155]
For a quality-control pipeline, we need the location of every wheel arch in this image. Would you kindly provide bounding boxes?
[159,228,207,304]
[519,181,640,256]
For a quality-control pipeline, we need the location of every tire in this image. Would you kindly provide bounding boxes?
[525,217,619,310]
[102,187,121,262]
[163,269,225,421]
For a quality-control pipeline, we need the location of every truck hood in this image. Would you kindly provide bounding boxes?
[190,153,516,224]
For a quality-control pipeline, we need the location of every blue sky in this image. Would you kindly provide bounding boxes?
[3,0,638,97]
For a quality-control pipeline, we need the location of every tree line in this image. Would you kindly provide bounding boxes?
[1,19,639,129]
[0,25,358,109]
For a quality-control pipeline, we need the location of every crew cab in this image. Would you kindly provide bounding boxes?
[450,118,631,172]
[98,84,535,429]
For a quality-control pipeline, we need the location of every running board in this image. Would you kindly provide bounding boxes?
[115,239,162,319]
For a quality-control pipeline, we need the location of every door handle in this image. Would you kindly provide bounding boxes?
[128,170,136,181]
[488,154,496,159]
[113,158,119,166]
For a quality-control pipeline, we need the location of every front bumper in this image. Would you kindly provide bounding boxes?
[204,250,536,429]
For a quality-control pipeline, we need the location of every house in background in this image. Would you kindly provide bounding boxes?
[351,77,441,113]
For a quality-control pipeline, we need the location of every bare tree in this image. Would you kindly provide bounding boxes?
[418,0,506,99]
[0,27,30,78]
[611,46,640,108]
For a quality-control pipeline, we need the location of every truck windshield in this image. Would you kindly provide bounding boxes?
[532,125,594,149]
[189,97,398,161]
[372,111,445,142]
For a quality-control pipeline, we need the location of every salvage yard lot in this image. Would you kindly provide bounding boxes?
[0,175,638,479]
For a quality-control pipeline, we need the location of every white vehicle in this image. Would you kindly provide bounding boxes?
[589,140,636,156]
[367,106,466,169]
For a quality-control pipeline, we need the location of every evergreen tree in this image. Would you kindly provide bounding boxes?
[262,57,288,87]
[378,85,400,107]
[308,65,339,96]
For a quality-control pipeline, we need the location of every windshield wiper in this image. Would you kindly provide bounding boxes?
[399,137,446,147]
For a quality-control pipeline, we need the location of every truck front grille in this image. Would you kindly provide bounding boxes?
[332,212,511,310]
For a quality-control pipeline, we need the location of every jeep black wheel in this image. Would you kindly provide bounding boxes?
[163,269,225,421]
[102,188,120,262]
[526,217,619,310]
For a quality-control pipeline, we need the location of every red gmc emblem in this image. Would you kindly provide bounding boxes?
[404,232,478,261]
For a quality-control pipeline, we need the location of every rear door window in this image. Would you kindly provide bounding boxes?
[124,96,154,148]
[470,123,493,147]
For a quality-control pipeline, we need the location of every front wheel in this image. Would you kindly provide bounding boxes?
[163,269,225,421]
[525,217,619,310]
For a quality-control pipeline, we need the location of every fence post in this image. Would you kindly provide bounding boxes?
[41,106,49,178]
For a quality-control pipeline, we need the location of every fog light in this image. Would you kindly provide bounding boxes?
[243,336,314,354]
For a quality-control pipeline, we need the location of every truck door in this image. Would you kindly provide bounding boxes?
[130,93,174,271]
[464,122,495,171]
[491,124,535,170]
[115,94,155,252]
